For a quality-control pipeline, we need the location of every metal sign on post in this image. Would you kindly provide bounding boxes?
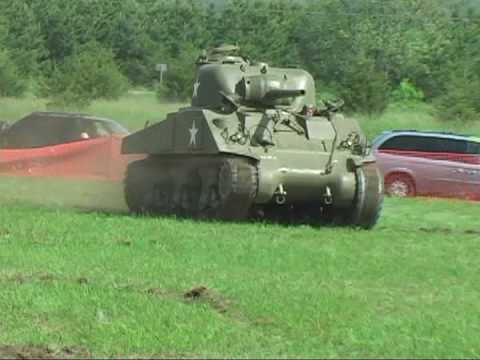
[156,63,167,72]
[156,63,168,85]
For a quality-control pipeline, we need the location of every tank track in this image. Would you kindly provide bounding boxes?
[124,155,258,220]
[125,156,382,229]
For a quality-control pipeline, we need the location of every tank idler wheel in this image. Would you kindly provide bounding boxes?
[177,171,202,217]
[331,163,384,229]
[124,160,156,214]
[197,167,222,219]
[124,158,174,215]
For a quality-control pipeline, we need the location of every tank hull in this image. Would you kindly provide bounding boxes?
[122,107,368,208]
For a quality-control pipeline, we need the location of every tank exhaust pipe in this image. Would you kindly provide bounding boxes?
[274,184,287,205]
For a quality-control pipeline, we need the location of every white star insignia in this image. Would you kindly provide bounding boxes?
[189,120,199,146]
[192,81,200,98]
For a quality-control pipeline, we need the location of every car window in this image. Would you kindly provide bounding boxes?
[467,141,480,155]
[101,120,129,135]
[2,115,101,148]
[379,135,425,151]
[379,135,468,153]
[1,114,127,149]
[93,121,113,137]
[426,137,467,153]
[2,116,51,148]
[71,120,115,140]
[46,117,78,145]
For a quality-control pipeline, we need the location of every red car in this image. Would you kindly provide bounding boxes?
[372,130,480,201]
[0,112,142,181]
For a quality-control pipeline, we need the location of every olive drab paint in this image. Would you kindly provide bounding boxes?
[121,45,384,229]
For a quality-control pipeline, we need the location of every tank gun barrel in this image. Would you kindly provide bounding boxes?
[237,75,307,106]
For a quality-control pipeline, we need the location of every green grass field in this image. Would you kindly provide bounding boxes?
[0,178,479,358]
[0,94,480,358]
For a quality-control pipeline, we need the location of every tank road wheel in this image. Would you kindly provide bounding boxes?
[344,163,384,229]
[125,156,258,221]
[178,171,202,217]
[218,158,258,220]
[198,157,258,221]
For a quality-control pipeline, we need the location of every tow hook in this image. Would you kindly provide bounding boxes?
[274,184,287,205]
[323,186,333,205]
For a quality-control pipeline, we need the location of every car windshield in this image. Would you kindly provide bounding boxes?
[100,120,129,135]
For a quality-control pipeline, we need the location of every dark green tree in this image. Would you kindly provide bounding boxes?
[0,0,47,77]
[41,42,129,109]
[0,17,27,97]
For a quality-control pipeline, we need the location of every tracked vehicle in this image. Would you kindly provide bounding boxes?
[121,45,383,228]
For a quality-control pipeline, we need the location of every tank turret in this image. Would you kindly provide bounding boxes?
[191,45,316,113]
[121,45,384,229]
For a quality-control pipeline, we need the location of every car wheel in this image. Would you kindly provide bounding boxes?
[385,173,415,197]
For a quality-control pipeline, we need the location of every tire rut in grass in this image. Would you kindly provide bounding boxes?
[181,286,275,328]
[419,227,480,235]
[0,345,89,359]
[0,272,89,285]
[147,285,259,325]
[375,225,480,236]
[1,272,271,329]
[183,286,230,314]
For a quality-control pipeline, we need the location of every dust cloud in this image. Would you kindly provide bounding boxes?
[0,175,128,213]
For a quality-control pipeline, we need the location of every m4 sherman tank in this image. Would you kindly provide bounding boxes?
[121,45,383,229]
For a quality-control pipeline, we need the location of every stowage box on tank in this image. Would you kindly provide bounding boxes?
[121,45,383,229]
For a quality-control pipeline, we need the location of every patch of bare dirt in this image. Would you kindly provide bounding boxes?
[0,345,88,359]
[252,317,276,326]
[0,228,10,236]
[0,272,93,288]
[184,286,231,314]
[117,239,132,247]
[464,229,480,235]
[182,286,271,327]
[76,277,89,285]
[0,272,59,284]
[419,227,480,236]
[184,286,208,299]
[146,287,171,297]
[419,227,453,234]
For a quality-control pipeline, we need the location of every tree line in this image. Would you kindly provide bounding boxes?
[0,0,479,120]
